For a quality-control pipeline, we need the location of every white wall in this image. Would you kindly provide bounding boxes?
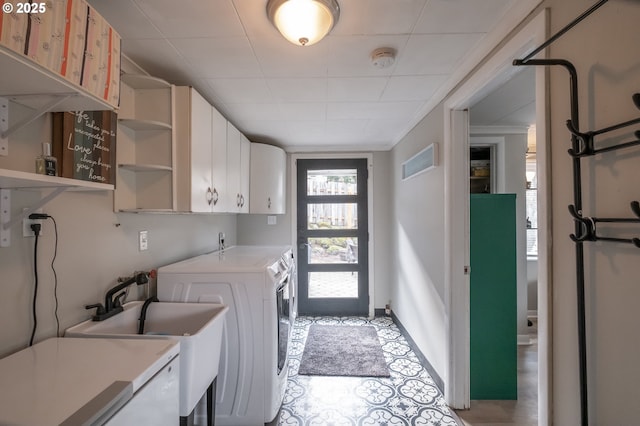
[0,104,237,358]
[390,0,640,423]
[544,1,640,423]
[390,105,447,378]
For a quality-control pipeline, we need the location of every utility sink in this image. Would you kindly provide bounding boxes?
[65,301,228,417]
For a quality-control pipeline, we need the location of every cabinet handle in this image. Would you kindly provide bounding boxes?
[206,187,213,205]
[240,194,245,208]
[212,188,219,206]
[237,193,241,207]
[268,197,271,209]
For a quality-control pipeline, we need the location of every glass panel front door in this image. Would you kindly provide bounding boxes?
[296,159,369,315]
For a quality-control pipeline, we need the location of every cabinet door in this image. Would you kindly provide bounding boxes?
[239,134,251,213]
[470,193,517,400]
[211,107,227,212]
[104,357,179,425]
[226,122,242,212]
[250,143,286,214]
[189,89,213,213]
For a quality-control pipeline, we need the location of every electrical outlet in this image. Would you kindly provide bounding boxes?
[138,230,148,251]
[267,215,277,225]
[23,208,43,237]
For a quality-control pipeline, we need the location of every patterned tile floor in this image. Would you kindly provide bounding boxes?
[278,316,460,425]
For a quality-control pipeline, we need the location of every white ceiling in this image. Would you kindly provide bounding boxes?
[88,0,529,151]
[470,66,536,128]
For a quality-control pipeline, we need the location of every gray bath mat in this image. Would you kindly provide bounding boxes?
[298,325,390,377]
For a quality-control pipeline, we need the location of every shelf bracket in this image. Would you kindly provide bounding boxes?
[0,187,67,247]
[0,94,74,141]
[0,98,7,156]
[0,189,10,247]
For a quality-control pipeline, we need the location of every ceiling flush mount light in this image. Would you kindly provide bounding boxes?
[267,0,340,47]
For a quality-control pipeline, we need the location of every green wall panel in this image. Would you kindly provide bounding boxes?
[470,193,517,400]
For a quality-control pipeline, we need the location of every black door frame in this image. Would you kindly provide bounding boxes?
[295,158,369,316]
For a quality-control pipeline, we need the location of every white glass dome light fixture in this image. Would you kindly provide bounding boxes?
[267,0,340,47]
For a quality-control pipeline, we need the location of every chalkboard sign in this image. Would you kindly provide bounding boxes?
[52,111,117,185]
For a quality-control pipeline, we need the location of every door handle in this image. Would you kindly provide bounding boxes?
[206,187,213,205]
[212,188,219,206]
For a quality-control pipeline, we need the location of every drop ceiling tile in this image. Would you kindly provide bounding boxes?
[88,0,161,39]
[365,119,408,144]
[327,101,421,120]
[266,79,328,103]
[121,39,196,85]
[395,33,484,75]
[381,75,448,101]
[134,0,245,38]
[169,37,262,78]
[224,103,285,121]
[415,0,516,34]
[205,78,274,104]
[325,120,369,138]
[286,120,326,137]
[332,0,427,35]
[279,103,327,120]
[251,35,330,78]
[328,77,388,102]
[90,0,528,150]
[326,35,409,77]
[239,121,292,143]
[232,0,281,38]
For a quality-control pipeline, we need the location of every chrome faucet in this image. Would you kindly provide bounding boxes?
[86,272,149,321]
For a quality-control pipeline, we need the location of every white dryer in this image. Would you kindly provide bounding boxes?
[157,246,295,426]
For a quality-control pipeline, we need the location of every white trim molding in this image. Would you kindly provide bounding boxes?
[443,9,551,426]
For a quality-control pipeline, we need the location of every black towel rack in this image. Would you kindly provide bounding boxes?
[513,1,640,425]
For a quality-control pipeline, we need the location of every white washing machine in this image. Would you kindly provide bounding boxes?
[157,246,295,426]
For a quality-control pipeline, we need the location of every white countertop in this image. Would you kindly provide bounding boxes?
[158,245,292,274]
[0,337,179,426]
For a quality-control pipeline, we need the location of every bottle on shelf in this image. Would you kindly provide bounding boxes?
[35,142,58,176]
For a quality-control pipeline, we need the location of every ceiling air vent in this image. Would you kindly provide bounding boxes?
[402,143,438,180]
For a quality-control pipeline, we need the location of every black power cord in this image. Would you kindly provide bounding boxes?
[28,213,61,343]
[29,223,41,346]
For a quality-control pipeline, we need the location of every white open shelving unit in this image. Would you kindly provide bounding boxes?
[0,45,118,247]
[114,74,176,213]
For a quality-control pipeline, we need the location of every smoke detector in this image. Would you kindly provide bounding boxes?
[370,47,396,69]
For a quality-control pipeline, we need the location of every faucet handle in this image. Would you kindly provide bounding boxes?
[113,292,127,309]
[85,303,106,315]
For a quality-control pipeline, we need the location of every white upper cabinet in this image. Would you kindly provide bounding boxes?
[211,107,228,212]
[174,86,214,213]
[226,122,250,213]
[249,143,287,214]
[240,134,251,214]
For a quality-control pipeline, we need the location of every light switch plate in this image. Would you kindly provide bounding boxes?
[267,215,277,225]
[139,230,148,251]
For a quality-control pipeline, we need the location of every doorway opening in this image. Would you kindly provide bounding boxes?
[444,10,550,425]
[295,158,369,316]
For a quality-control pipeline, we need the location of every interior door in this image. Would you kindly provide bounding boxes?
[296,158,369,316]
